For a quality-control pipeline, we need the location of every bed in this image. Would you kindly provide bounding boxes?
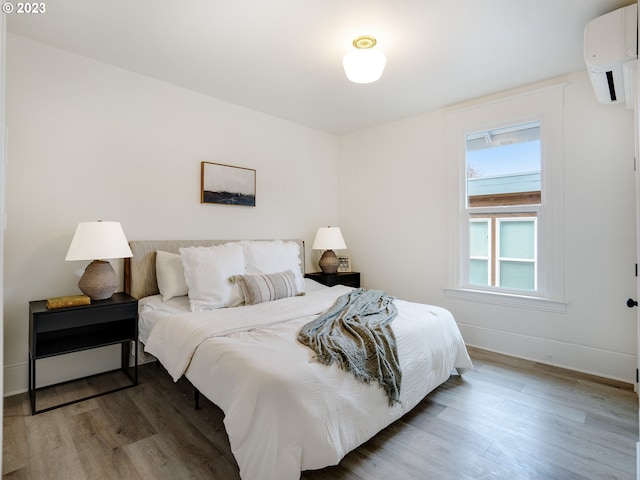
[125,239,472,480]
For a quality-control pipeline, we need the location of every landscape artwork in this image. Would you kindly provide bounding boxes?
[201,161,256,206]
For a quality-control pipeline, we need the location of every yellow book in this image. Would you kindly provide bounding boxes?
[46,295,91,309]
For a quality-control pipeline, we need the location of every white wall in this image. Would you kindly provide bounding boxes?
[339,72,637,382]
[4,35,340,394]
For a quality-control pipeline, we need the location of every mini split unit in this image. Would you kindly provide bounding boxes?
[584,3,638,107]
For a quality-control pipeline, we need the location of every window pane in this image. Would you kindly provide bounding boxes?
[469,220,489,257]
[499,220,535,259]
[469,259,489,286]
[466,122,541,207]
[499,261,535,290]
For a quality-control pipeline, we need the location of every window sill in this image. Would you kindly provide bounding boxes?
[444,287,567,313]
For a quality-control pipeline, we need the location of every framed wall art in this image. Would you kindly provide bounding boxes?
[201,161,256,206]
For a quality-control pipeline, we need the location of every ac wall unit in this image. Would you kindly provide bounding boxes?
[584,3,637,107]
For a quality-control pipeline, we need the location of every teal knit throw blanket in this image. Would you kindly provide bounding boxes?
[298,288,401,405]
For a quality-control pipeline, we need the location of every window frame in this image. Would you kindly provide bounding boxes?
[445,83,567,313]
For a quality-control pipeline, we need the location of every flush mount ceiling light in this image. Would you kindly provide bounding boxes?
[342,35,386,84]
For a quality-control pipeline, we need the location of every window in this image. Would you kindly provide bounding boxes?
[466,122,540,293]
[445,84,566,312]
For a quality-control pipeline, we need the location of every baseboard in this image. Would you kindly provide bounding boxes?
[457,323,636,384]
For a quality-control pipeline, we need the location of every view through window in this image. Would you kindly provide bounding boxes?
[466,122,541,291]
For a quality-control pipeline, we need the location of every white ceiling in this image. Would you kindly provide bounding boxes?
[6,0,635,134]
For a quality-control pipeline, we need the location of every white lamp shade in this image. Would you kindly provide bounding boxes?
[65,221,133,261]
[343,49,386,84]
[312,227,347,251]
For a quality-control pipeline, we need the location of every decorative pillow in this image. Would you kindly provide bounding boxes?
[156,250,188,302]
[235,270,301,305]
[179,243,245,311]
[241,240,304,293]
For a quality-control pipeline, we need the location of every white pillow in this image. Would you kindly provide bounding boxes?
[179,243,246,311]
[139,293,190,313]
[156,250,188,302]
[241,240,304,293]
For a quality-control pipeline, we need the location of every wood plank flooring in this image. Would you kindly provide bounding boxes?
[3,347,637,479]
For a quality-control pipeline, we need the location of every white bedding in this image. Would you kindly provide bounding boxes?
[143,283,472,480]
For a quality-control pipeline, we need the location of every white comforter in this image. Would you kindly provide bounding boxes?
[144,285,472,480]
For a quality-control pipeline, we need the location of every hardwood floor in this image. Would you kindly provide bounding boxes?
[3,347,637,479]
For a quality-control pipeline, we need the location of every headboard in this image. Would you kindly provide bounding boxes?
[124,239,305,299]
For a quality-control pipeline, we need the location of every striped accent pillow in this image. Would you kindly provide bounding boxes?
[235,270,301,305]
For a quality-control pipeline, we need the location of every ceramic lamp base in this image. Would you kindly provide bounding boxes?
[78,260,118,301]
[319,249,339,274]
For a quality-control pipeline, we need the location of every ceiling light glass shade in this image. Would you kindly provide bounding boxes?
[343,49,386,84]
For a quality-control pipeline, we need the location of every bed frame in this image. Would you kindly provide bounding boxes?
[124,239,306,299]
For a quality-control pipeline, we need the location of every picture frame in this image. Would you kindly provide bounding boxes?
[201,161,256,206]
[337,255,351,273]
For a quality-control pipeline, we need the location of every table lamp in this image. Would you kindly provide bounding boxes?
[65,221,133,301]
[312,227,347,274]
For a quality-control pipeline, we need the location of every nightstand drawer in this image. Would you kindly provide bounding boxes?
[33,302,137,333]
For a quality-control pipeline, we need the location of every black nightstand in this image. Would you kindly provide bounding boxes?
[28,292,138,415]
[305,271,361,288]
